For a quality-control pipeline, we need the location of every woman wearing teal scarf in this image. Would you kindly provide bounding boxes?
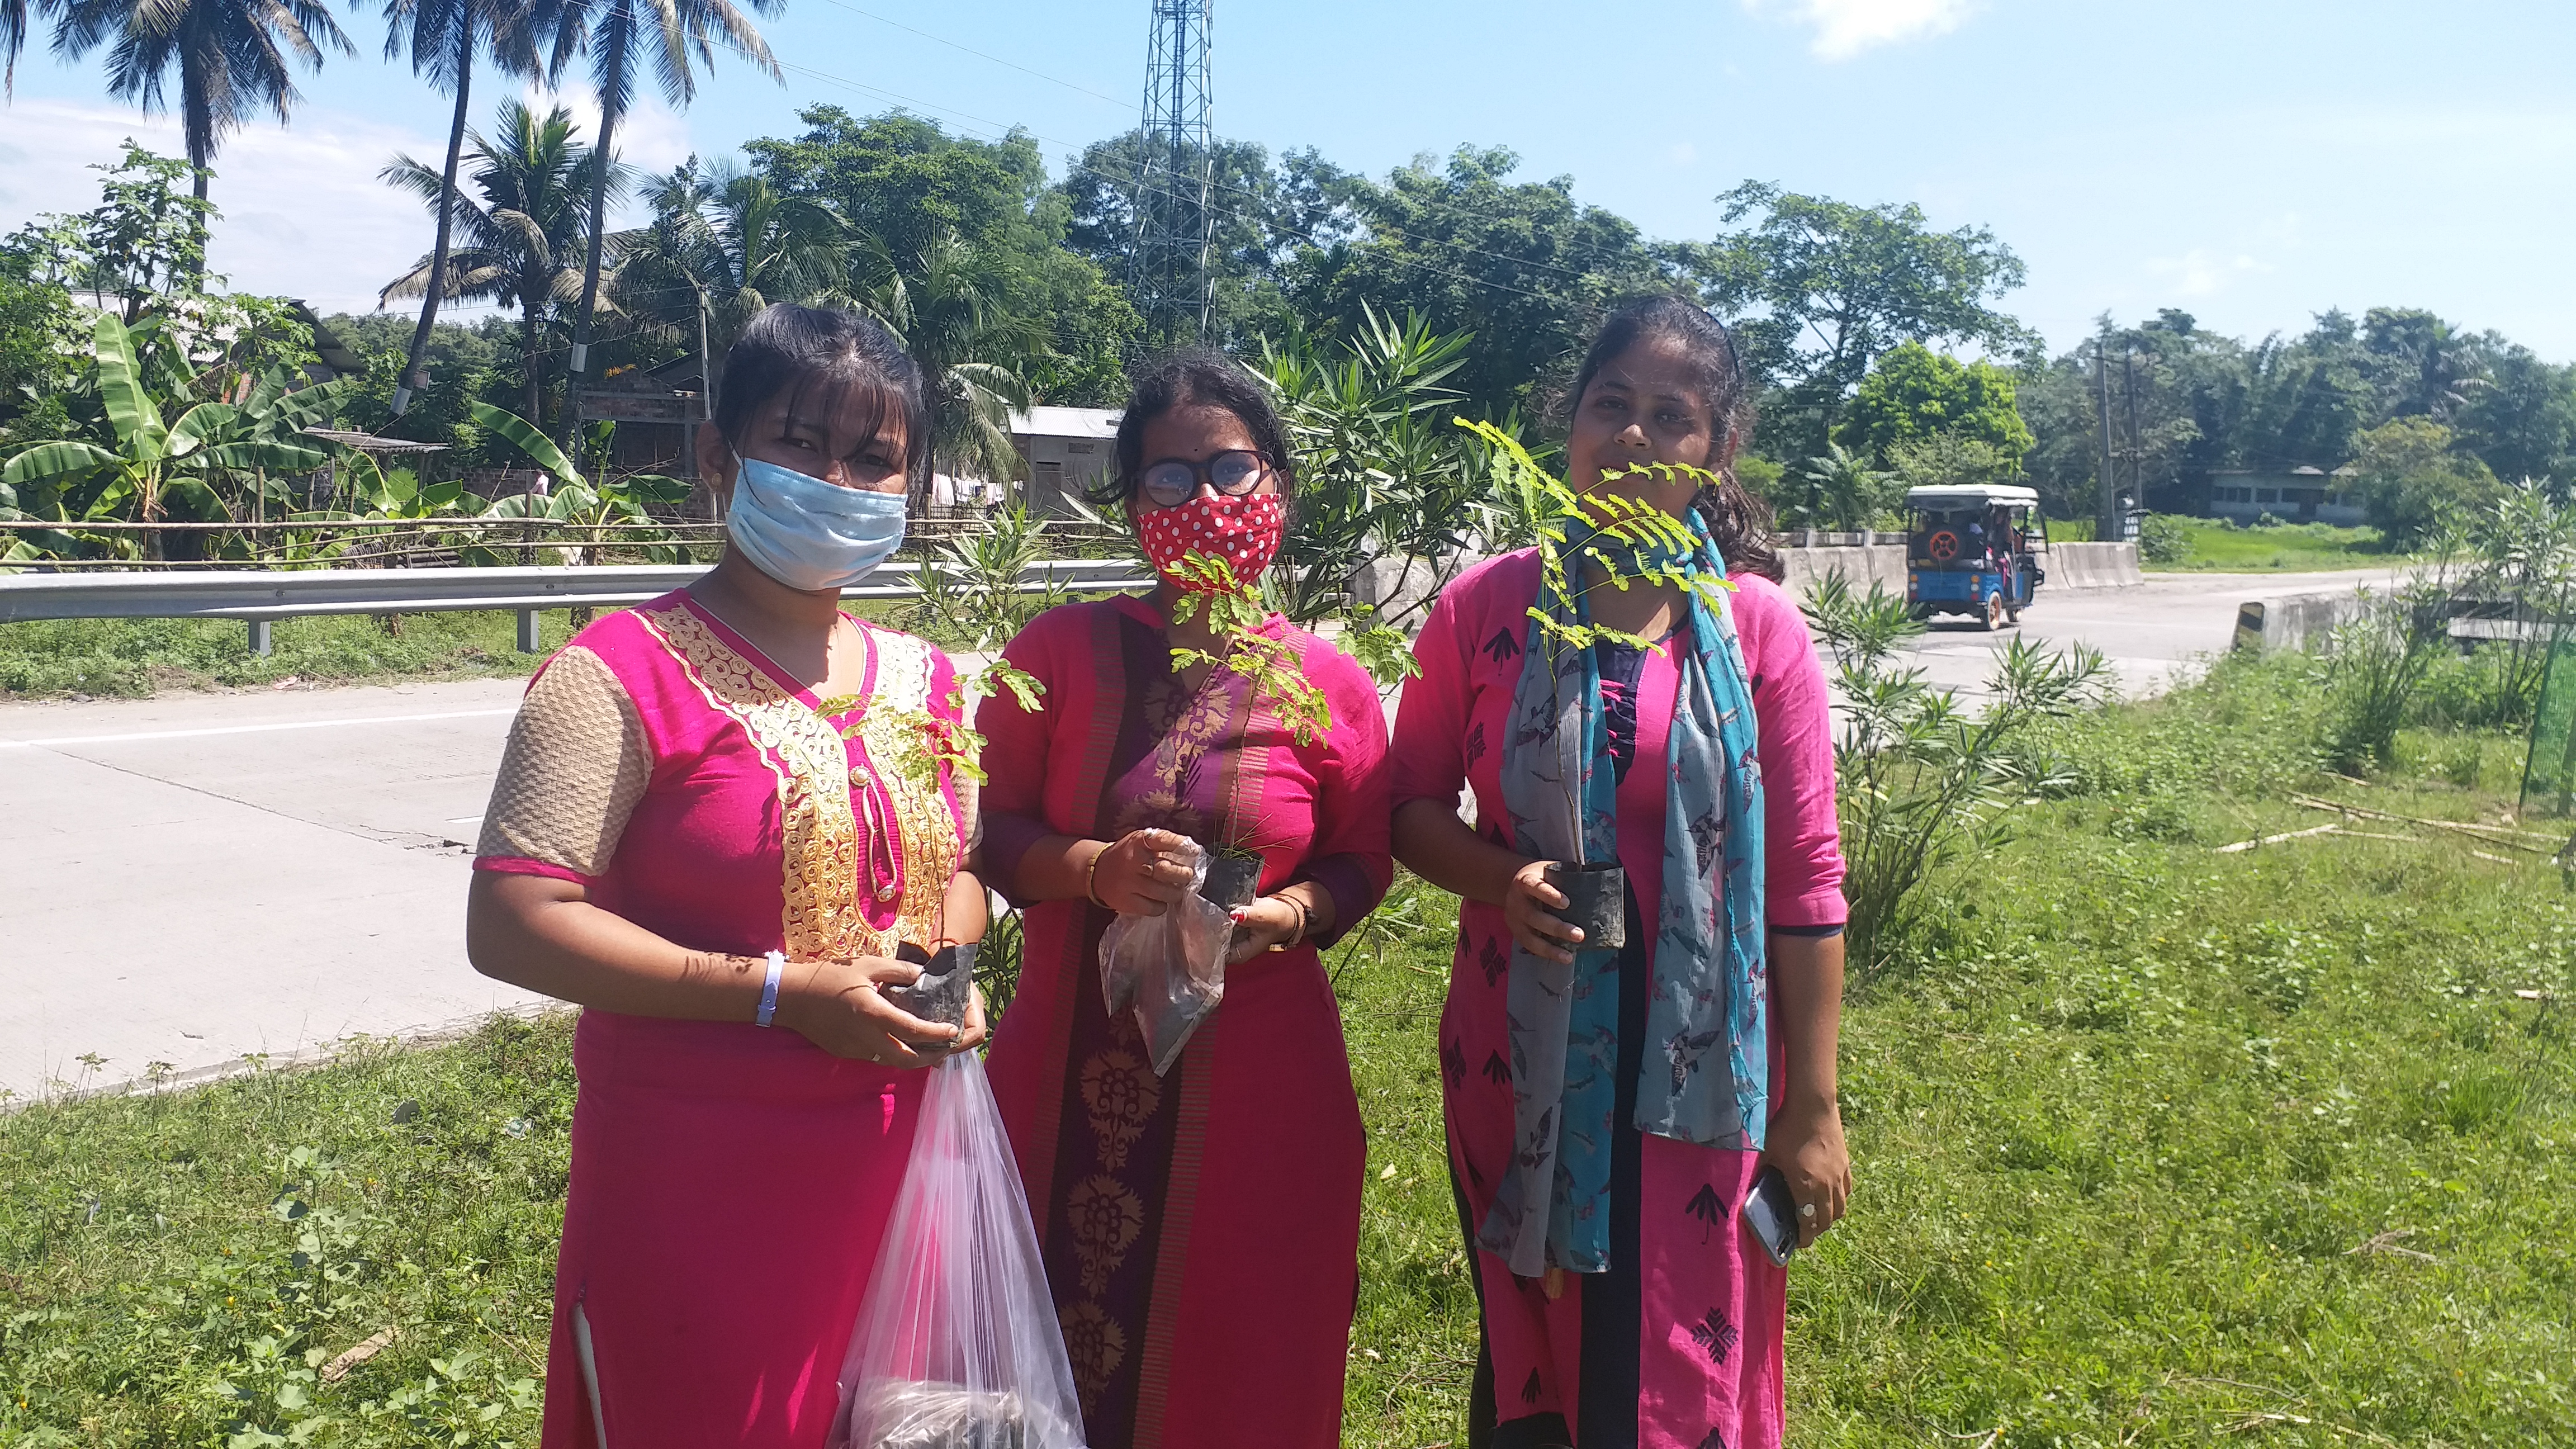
[1390,298,1853,1449]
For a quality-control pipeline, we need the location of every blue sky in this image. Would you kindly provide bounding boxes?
[4,0,2573,362]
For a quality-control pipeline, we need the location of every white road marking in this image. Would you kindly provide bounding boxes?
[0,708,518,750]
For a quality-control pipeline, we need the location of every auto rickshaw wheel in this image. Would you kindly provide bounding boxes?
[1983,590,2007,631]
[1908,602,1934,623]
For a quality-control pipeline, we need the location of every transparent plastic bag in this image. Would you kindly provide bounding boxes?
[830,1053,1087,1449]
[1096,839,1232,1076]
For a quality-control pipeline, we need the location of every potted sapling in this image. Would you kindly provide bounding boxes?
[1461,419,1736,951]
[817,657,1044,1027]
[1159,550,1333,910]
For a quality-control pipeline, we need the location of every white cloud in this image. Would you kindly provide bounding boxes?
[1744,0,1981,60]
[521,80,697,177]
[0,91,690,318]
[2144,247,2269,300]
[0,97,456,316]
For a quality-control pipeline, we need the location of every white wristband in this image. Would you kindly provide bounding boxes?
[755,950,785,1027]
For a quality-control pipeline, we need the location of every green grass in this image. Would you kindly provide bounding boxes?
[2142,518,2403,574]
[0,601,935,700]
[6,660,2570,1446]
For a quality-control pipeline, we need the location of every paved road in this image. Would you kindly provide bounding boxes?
[0,569,2394,1101]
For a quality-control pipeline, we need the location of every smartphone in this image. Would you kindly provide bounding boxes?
[1740,1166,1800,1267]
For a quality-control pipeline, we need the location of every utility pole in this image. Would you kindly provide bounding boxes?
[2121,344,2143,538]
[2095,321,2118,541]
[1131,0,1215,349]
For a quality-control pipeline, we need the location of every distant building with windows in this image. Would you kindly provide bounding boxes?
[2206,466,2365,526]
[1013,406,1120,513]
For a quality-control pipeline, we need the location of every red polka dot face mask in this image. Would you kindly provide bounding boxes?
[1136,491,1286,590]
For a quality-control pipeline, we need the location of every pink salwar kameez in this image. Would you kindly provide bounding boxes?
[472,591,974,1449]
[1390,552,1848,1449]
[978,594,1393,1449]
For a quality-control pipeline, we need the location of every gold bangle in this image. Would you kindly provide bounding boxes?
[1083,844,1109,908]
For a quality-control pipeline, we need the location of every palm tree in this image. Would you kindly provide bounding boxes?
[528,0,783,448]
[53,0,352,221]
[858,228,1044,506]
[3,0,65,93]
[613,158,844,415]
[376,0,538,417]
[1798,441,1897,532]
[378,100,626,428]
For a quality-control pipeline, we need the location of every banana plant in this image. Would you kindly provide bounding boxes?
[0,313,333,559]
[467,401,690,565]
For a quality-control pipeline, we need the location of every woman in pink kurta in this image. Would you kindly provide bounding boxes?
[980,352,1393,1448]
[1391,299,1852,1449]
[466,305,989,1448]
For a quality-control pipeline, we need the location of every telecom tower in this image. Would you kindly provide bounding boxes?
[1131,0,1214,348]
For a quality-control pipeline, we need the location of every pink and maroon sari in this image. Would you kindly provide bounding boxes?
[978,594,1393,1449]
[471,590,972,1449]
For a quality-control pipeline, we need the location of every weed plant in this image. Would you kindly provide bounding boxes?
[6,657,2569,1446]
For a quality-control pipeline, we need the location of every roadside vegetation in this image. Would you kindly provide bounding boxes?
[7,645,2566,1447]
[2133,515,2402,574]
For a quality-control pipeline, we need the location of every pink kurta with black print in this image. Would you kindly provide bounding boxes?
[1391,552,1848,1449]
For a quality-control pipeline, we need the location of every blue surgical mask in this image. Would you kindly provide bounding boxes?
[724,455,908,593]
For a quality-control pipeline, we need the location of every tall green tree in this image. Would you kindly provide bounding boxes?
[2348,416,2501,543]
[2459,344,2576,492]
[376,0,537,418]
[53,0,352,220]
[613,157,845,410]
[1053,129,1353,352]
[2360,306,2489,424]
[1838,340,2033,468]
[379,100,624,428]
[1285,145,1673,420]
[747,107,1138,406]
[531,0,780,446]
[1690,181,2033,458]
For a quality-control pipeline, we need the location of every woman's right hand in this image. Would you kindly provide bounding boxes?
[1088,828,1197,916]
[1502,859,1585,965]
[777,956,964,1067]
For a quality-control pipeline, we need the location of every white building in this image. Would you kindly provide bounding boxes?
[2207,466,2366,527]
[1012,406,1121,514]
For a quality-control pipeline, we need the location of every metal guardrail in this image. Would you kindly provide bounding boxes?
[0,560,1156,655]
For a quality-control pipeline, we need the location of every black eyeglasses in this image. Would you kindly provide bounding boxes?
[1137,449,1271,507]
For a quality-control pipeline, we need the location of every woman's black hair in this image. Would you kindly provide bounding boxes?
[713,303,932,499]
[1566,295,1782,583]
[1086,348,1296,513]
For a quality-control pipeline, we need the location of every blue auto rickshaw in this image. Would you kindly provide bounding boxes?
[1904,484,2046,629]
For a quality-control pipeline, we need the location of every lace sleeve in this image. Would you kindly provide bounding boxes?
[474,645,653,879]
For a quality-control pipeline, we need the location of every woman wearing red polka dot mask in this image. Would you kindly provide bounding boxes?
[972,350,1393,1447]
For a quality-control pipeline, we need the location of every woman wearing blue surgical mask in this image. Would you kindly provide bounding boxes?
[463,304,992,1448]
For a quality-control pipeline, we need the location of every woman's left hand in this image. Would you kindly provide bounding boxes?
[1225,896,1302,964]
[1761,1093,1852,1250]
[951,982,990,1054]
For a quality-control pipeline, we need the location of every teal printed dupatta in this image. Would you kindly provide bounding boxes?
[1484,511,1769,1277]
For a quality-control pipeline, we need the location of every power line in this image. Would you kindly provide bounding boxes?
[798,0,1133,110]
